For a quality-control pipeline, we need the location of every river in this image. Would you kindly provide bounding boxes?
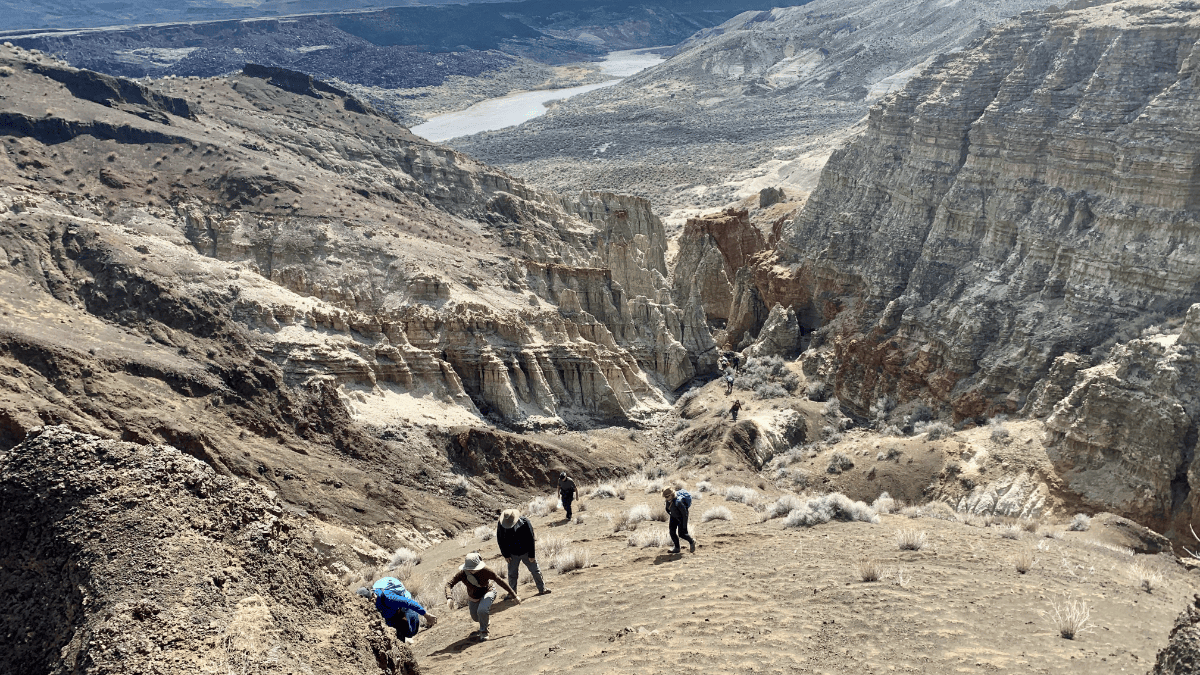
[410,47,664,143]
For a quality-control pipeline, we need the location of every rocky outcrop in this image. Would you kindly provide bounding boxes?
[672,208,767,325]
[744,303,803,359]
[1153,595,1200,675]
[0,425,413,675]
[1041,305,1200,541]
[735,1,1200,420]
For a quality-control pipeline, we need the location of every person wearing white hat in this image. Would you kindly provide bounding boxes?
[445,552,519,641]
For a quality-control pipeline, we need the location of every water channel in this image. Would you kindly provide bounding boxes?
[410,47,664,143]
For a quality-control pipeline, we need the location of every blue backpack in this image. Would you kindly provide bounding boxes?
[372,577,413,620]
[675,489,692,509]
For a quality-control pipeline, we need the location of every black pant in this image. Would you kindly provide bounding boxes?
[669,515,694,551]
[562,496,573,519]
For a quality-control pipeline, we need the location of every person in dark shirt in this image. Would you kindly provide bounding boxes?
[558,472,577,521]
[444,552,519,642]
[662,487,697,554]
[496,509,548,596]
[730,399,743,421]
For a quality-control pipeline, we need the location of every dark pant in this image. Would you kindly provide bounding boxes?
[669,515,695,551]
[562,496,573,519]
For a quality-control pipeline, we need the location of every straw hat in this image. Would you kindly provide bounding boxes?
[499,509,521,529]
[662,487,676,501]
[460,552,487,571]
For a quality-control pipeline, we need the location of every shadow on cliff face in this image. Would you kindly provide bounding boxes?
[447,426,631,490]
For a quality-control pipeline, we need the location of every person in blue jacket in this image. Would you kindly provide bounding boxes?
[358,577,437,642]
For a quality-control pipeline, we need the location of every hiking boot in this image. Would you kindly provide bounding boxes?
[537,588,551,596]
[477,633,489,642]
[668,547,680,554]
[689,539,696,553]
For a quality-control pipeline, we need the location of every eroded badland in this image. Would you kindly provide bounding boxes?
[2,1,1200,673]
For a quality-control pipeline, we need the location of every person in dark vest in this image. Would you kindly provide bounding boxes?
[662,487,697,554]
[730,399,743,421]
[558,472,577,521]
[358,577,437,643]
[497,508,549,595]
[444,552,519,642]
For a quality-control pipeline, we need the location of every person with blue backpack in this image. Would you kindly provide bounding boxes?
[357,577,437,643]
[662,486,697,554]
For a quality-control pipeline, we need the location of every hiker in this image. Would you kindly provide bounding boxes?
[662,487,697,554]
[497,508,549,596]
[445,552,520,642]
[558,471,577,520]
[730,399,743,421]
[359,577,437,643]
[724,370,735,395]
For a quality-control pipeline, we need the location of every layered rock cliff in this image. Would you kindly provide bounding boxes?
[729,0,1200,540]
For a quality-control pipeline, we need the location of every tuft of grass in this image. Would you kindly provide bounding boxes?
[896,528,927,551]
[1067,513,1091,531]
[612,504,653,532]
[627,529,672,548]
[537,534,570,560]
[724,486,759,504]
[1019,518,1040,533]
[998,524,1022,540]
[783,493,880,528]
[550,547,591,574]
[701,506,733,523]
[1014,549,1036,574]
[649,505,669,522]
[1043,596,1094,640]
[857,558,882,582]
[696,480,713,493]
[1127,563,1163,593]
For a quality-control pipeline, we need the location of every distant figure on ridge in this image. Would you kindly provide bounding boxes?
[662,487,696,554]
[445,552,519,642]
[729,399,743,422]
[359,577,437,643]
[558,471,577,521]
[497,508,549,596]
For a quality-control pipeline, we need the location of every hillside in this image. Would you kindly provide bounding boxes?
[450,0,1060,221]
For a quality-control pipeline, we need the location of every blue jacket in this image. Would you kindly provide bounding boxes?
[375,588,426,639]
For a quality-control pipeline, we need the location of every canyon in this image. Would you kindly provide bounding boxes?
[3,0,1200,673]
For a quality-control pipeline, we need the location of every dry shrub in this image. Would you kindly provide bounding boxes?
[696,481,713,493]
[1127,563,1164,593]
[612,504,653,532]
[857,558,882,582]
[763,494,803,520]
[627,529,672,548]
[1043,596,1094,639]
[1020,518,1040,533]
[406,573,445,613]
[575,513,586,524]
[1014,549,1036,574]
[388,547,421,569]
[872,492,898,514]
[649,505,669,522]
[724,486,759,504]
[998,525,1022,540]
[896,528,927,551]
[1068,513,1091,531]
[900,506,921,519]
[550,547,591,574]
[446,580,470,609]
[537,534,570,560]
[702,506,733,523]
[588,484,620,499]
[391,562,416,585]
[474,524,494,541]
[527,496,559,517]
[783,493,880,528]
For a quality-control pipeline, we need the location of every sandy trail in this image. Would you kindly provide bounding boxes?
[411,493,1188,674]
